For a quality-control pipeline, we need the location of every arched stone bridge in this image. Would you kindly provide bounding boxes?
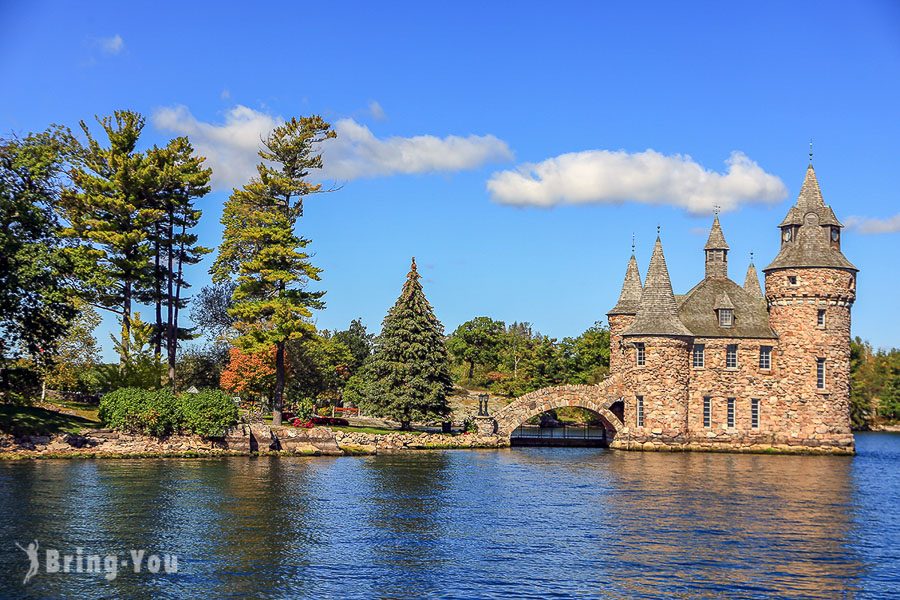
[484,373,628,438]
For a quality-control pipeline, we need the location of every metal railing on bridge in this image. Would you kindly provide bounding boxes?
[510,424,608,447]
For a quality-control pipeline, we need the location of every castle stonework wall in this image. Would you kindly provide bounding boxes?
[686,337,779,440]
[620,336,690,444]
[608,314,635,375]
[764,267,855,451]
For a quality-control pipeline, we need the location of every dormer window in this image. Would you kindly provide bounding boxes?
[718,308,734,327]
[788,275,798,286]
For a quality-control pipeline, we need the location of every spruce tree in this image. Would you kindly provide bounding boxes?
[359,258,452,430]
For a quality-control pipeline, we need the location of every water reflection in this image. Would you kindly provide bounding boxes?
[0,437,896,598]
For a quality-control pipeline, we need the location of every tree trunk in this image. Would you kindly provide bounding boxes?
[166,209,176,388]
[153,224,163,358]
[400,420,411,431]
[167,213,185,392]
[273,340,285,426]
[467,360,475,381]
[122,279,132,360]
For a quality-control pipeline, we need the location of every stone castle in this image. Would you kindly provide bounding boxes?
[479,162,857,454]
[604,162,857,453]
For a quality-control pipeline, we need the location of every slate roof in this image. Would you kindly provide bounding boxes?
[744,262,763,298]
[608,254,643,315]
[766,165,857,272]
[704,215,730,250]
[623,237,692,337]
[678,277,777,339]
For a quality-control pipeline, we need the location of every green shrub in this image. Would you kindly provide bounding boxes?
[99,388,179,437]
[177,389,238,438]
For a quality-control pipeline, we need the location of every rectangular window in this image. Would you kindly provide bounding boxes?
[788,275,797,286]
[636,395,644,427]
[719,309,734,327]
[726,344,738,369]
[692,344,705,368]
[703,396,711,428]
[817,309,826,328]
[751,398,760,429]
[817,358,826,389]
[759,346,772,370]
[635,343,645,366]
[727,398,735,428]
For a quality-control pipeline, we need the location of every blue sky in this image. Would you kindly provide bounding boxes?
[1,1,899,358]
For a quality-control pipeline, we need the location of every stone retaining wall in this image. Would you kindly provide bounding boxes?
[0,425,508,458]
[334,430,508,454]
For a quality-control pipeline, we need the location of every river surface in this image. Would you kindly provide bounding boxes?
[0,432,898,598]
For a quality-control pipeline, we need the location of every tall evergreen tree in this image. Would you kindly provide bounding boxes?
[211,116,334,425]
[61,111,157,356]
[145,137,211,387]
[358,258,452,430]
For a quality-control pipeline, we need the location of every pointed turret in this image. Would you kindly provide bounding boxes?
[744,260,763,298]
[704,214,730,279]
[624,237,691,337]
[766,164,856,272]
[608,254,642,315]
[704,214,730,250]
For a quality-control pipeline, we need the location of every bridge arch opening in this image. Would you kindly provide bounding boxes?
[510,407,618,447]
[490,383,626,448]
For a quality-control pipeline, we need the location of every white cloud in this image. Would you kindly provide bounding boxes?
[844,214,900,234]
[153,105,281,191]
[486,149,787,214]
[152,104,512,190]
[368,100,386,120]
[323,118,512,180]
[99,34,124,55]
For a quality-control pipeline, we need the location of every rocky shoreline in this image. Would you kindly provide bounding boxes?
[0,423,509,459]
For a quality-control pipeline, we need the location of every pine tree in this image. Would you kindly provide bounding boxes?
[359,258,452,430]
[144,137,211,388]
[211,116,334,425]
[61,111,157,357]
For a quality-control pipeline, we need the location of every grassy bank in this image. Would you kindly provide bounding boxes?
[0,404,99,436]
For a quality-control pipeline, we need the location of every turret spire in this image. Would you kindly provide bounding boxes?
[744,255,763,298]
[609,252,642,316]
[704,214,730,279]
[624,236,691,337]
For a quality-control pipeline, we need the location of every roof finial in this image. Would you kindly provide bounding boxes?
[750,250,754,265]
[809,139,813,164]
[631,233,635,255]
[656,224,661,237]
[410,256,417,272]
[713,204,720,217]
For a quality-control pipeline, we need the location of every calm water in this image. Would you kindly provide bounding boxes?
[1,433,898,599]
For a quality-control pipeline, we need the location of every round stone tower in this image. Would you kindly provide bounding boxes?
[607,252,642,375]
[763,164,857,449]
[621,236,692,442]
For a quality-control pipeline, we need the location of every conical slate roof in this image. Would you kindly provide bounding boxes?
[704,215,730,250]
[778,165,841,227]
[766,164,857,272]
[608,254,642,315]
[623,237,692,337]
[744,262,763,297]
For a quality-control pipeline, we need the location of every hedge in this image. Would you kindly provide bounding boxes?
[99,388,237,438]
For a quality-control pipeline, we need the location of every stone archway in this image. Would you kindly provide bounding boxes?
[490,374,627,438]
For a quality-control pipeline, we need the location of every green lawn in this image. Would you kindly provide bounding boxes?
[0,404,99,436]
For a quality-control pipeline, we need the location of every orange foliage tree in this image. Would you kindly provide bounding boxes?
[219,346,277,401]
